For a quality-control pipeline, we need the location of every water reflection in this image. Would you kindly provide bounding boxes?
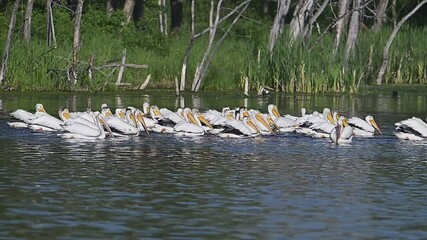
[0,91,426,239]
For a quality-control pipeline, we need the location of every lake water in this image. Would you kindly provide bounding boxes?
[0,90,426,239]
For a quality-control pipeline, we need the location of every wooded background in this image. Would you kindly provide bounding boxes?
[0,0,426,93]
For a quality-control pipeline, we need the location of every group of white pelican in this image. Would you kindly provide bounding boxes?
[6,103,427,143]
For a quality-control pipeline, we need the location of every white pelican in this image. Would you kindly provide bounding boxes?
[217,117,258,138]
[348,115,382,136]
[394,117,427,140]
[8,103,47,128]
[173,108,205,136]
[297,108,335,135]
[248,109,275,135]
[267,104,297,132]
[330,117,354,144]
[102,107,140,135]
[59,108,98,130]
[26,104,63,131]
[60,112,112,139]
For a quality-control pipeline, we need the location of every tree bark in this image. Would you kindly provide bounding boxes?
[180,0,195,91]
[376,0,427,85]
[71,0,84,86]
[170,0,183,33]
[0,0,20,86]
[123,0,135,24]
[372,0,389,32]
[333,0,350,56]
[267,0,291,53]
[289,0,314,42]
[344,0,360,66]
[23,0,34,44]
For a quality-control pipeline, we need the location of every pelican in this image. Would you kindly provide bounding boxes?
[348,115,382,136]
[173,108,205,136]
[217,117,258,138]
[330,117,354,144]
[394,117,427,140]
[8,103,47,128]
[248,109,275,135]
[267,104,297,132]
[297,108,335,135]
[60,112,112,139]
[59,108,98,130]
[102,107,140,135]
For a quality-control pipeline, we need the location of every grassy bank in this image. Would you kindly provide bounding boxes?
[0,6,426,93]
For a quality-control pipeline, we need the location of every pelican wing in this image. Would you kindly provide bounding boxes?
[224,119,252,136]
[106,117,139,135]
[174,122,204,135]
[10,109,35,123]
[29,114,63,130]
[348,117,375,133]
[399,117,427,137]
[62,121,102,137]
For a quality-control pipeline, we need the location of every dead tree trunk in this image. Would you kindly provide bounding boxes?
[23,0,34,44]
[333,0,350,56]
[192,0,250,92]
[70,0,84,86]
[376,0,427,85]
[158,0,168,35]
[123,0,135,24]
[107,0,115,17]
[344,0,360,66]
[0,0,20,86]
[302,0,329,44]
[179,0,195,91]
[181,0,250,92]
[46,0,57,48]
[289,0,314,43]
[372,0,389,32]
[267,0,291,54]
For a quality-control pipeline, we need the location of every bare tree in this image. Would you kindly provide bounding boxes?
[70,0,84,86]
[376,0,427,85]
[333,0,350,56]
[289,0,314,42]
[158,0,168,35]
[344,0,361,65]
[23,0,34,44]
[372,0,389,32]
[123,0,135,24]
[302,0,329,43]
[267,0,291,53]
[0,0,20,86]
[46,0,57,47]
[180,0,250,92]
[191,1,250,92]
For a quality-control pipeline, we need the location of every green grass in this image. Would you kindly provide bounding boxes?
[1,6,426,93]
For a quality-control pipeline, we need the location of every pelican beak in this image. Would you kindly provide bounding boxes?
[243,111,250,118]
[198,115,212,128]
[105,110,113,117]
[118,112,125,119]
[99,117,113,137]
[370,119,382,134]
[342,118,348,127]
[267,116,279,132]
[327,112,335,125]
[226,112,234,120]
[247,119,260,133]
[63,111,72,120]
[187,112,198,125]
[154,109,162,117]
[137,114,150,136]
[272,107,281,118]
[40,107,47,113]
[256,113,274,133]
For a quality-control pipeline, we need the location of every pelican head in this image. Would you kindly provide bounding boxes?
[115,108,126,119]
[35,103,47,113]
[101,103,113,117]
[268,104,281,119]
[366,115,382,134]
[59,108,72,121]
[142,102,150,115]
[301,108,306,117]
